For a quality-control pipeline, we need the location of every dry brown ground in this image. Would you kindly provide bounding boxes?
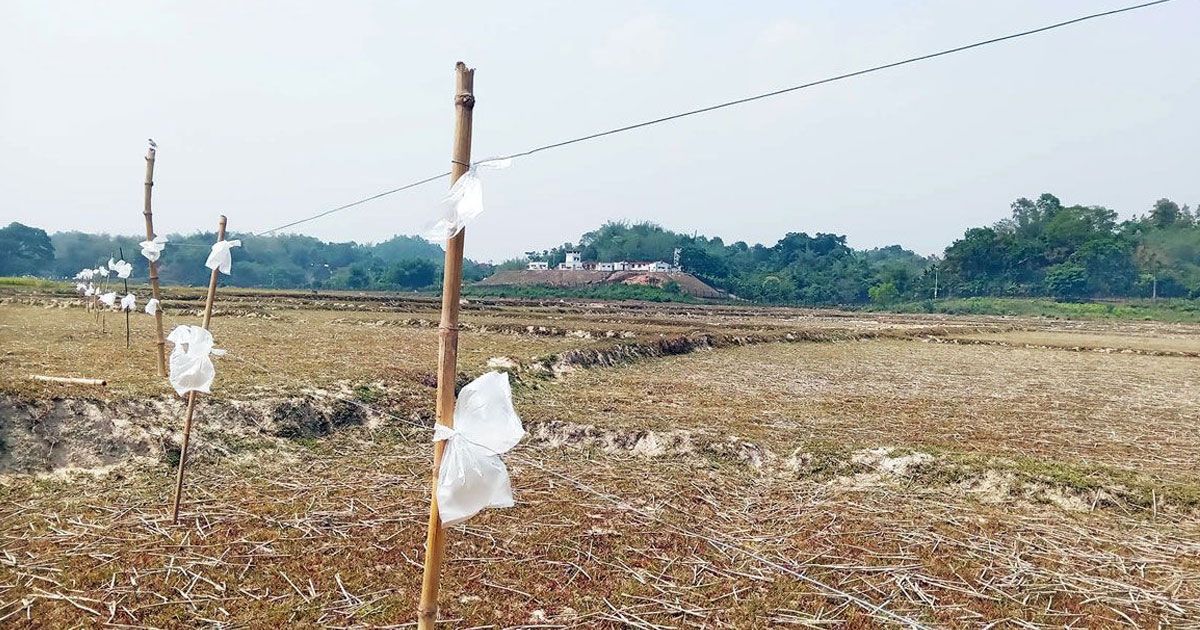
[952,329,1200,354]
[4,435,1198,628]
[524,339,1200,486]
[2,297,1199,627]
[0,304,591,400]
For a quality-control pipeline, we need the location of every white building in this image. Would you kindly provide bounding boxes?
[630,261,672,272]
[556,251,585,270]
[537,253,675,273]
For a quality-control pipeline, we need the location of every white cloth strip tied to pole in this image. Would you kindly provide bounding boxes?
[167,325,225,396]
[205,240,242,275]
[85,284,96,296]
[75,269,95,281]
[120,293,137,311]
[140,235,168,262]
[423,158,513,242]
[432,371,525,527]
[145,298,160,315]
[75,282,88,293]
[95,266,109,278]
[98,292,117,308]
[109,258,133,279]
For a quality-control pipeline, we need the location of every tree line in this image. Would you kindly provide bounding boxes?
[2,193,1197,303]
[0,228,491,291]
[504,194,1200,304]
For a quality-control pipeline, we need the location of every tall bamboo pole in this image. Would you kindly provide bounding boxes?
[143,144,168,376]
[417,61,474,629]
[171,215,227,524]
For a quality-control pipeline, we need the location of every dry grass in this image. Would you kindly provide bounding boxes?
[2,291,1200,626]
[523,339,1200,486]
[0,303,589,400]
[3,431,1198,627]
[951,329,1200,354]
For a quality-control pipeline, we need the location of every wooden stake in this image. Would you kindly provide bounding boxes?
[417,61,475,629]
[171,215,227,525]
[120,246,131,349]
[143,144,168,376]
[29,375,107,387]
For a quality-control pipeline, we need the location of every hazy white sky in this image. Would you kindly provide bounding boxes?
[2,0,1197,261]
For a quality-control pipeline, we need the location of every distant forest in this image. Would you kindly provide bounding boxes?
[3,194,1198,304]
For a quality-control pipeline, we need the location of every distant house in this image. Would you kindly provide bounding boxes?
[630,261,672,272]
[537,252,676,273]
[556,251,585,270]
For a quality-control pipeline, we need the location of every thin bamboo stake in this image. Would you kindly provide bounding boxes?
[120,246,130,349]
[143,143,167,375]
[417,61,475,630]
[171,215,227,525]
[29,375,107,386]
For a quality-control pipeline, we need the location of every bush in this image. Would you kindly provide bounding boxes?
[868,281,900,305]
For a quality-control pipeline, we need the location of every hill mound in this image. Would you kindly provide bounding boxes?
[476,270,725,299]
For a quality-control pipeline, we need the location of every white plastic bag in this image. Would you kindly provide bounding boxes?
[95,266,109,278]
[108,258,133,279]
[75,282,87,293]
[85,284,96,297]
[120,293,136,311]
[434,371,525,527]
[424,158,512,242]
[205,240,242,275]
[167,325,225,396]
[98,292,117,307]
[140,235,168,262]
[145,298,160,315]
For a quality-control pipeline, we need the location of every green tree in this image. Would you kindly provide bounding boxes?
[0,223,55,275]
[1044,263,1088,299]
[383,258,438,289]
[868,281,900,305]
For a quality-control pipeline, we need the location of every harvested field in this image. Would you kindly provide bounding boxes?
[2,293,1199,627]
[524,339,1200,486]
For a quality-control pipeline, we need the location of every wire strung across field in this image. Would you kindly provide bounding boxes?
[247,0,1175,239]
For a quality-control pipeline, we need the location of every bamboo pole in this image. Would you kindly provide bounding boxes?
[417,61,475,630]
[171,215,227,525]
[29,375,107,386]
[120,246,130,349]
[143,144,167,376]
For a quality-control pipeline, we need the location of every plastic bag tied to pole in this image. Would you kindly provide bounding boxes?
[140,235,168,263]
[167,325,226,396]
[424,158,513,242]
[433,371,525,527]
[145,298,160,315]
[98,292,117,308]
[205,240,242,275]
[120,293,137,311]
[109,258,133,279]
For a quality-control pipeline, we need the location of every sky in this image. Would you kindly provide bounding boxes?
[1,0,1197,262]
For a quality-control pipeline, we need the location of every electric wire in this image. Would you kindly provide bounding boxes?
[249,0,1174,237]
